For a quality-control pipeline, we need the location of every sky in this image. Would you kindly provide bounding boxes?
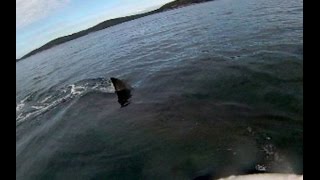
[16,0,175,59]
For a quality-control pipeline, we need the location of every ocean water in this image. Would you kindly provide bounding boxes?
[16,0,303,179]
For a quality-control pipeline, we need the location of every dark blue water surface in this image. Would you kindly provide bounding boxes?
[16,0,303,179]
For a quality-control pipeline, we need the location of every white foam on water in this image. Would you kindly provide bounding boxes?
[31,105,46,110]
[16,78,115,125]
[98,84,115,93]
[91,79,115,93]
[16,94,31,112]
[70,84,86,95]
[40,95,52,103]
[255,164,267,171]
[16,93,73,125]
[16,103,25,112]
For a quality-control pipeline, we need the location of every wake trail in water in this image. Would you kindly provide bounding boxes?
[16,78,115,125]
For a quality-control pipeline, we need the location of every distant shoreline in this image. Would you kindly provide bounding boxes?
[17,0,213,62]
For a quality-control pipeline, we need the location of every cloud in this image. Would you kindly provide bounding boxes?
[16,0,70,28]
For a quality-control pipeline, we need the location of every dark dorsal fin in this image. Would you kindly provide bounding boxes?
[110,77,132,107]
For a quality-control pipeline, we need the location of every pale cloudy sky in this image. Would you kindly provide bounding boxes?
[16,0,174,59]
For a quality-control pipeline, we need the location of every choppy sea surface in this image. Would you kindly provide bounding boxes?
[16,0,303,179]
